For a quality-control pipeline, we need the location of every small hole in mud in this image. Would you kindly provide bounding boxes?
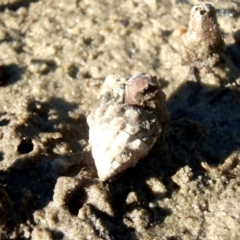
[0,119,10,126]
[17,139,34,154]
[0,152,4,161]
[66,188,86,215]
[200,10,206,15]
[67,64,78,79]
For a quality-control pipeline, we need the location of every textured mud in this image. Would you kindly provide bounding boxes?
[0,0,240,239]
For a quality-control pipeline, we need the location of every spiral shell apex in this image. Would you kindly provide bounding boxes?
[87,73,168,181]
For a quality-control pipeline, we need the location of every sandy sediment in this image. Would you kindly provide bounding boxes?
[0,0,240,239]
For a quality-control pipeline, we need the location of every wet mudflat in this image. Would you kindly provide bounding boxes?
[0,0,240,239]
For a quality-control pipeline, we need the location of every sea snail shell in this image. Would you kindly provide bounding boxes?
[182,3,224,66]
[87,73,168,181]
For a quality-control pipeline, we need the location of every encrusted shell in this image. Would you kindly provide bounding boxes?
[182,3,224,67]
[87,73,168,181]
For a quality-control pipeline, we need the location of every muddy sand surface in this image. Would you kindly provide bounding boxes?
[0,0,240,239]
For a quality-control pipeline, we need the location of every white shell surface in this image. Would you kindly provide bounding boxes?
[87,104,161,181]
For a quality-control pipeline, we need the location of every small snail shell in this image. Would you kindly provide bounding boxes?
[182,3,225,66]
[87,73,168,181]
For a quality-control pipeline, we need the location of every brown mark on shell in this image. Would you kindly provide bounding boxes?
[125,73,157,106]
[125,73,169,127]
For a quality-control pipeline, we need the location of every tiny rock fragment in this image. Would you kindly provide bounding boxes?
[146,177,167,196]
[182,3,225,68]
[87,73,168,181]
[172,166,193,188]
